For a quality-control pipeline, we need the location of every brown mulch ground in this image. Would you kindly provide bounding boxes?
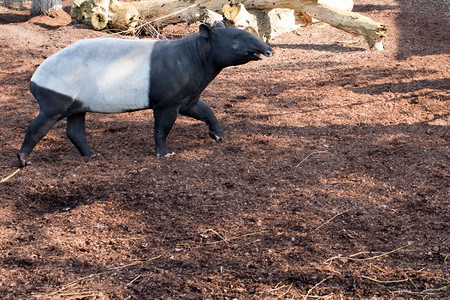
[0,0,449,299]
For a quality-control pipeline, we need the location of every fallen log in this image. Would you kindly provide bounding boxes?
[298,2,387,49]
[223,3,300,42]
[70,0,387,49]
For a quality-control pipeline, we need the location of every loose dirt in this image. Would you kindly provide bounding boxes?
[1,0,449,298]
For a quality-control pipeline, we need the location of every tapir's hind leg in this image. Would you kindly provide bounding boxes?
[18,82,75,167]
[17,113,61,167]
[179,99,224,142]
[66,112,99,157]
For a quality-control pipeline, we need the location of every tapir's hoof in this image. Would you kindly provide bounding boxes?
[82,151,101,157]
[17,153,30,168]
[209,131,223,143]
[156,152,175,158]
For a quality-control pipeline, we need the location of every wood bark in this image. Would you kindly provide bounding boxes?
[70,0,387,49]
[31,0,62,15]
[223,3,299,42]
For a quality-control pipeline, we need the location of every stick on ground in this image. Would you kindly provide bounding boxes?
[1,168,21,183]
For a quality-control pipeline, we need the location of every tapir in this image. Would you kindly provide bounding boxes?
[17,22,274,166]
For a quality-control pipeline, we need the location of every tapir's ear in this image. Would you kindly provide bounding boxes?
[199,23,213,38]
[215,22,226,29]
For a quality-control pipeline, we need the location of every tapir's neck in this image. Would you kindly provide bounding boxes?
[149,35,223,107]
[184,33,223,82]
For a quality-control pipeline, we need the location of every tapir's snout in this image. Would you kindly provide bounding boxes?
[264,49,274,57]
[254,41,274,60]
[253,48,274,60]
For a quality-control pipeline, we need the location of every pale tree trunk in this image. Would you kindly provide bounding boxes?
[31,0,62,15]
[70,0,387,49]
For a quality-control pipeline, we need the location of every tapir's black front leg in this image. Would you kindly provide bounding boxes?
[179,99,224,142]
[153,107,178,157]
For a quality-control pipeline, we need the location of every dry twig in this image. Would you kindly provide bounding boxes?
[268,282,289,292]
[303,276,332,300]
[277,282,293,298]
[296,151,328,167]
[58,290,103,297]
[268,282,294,298]
[314,210,349,231]
[178,229,269,248]
[1,168,21,183]
[325,244,412,264]
[126,274,142,286]
[51,255,162,295]
[201,228,229,244]
[394,285,450,297]
[368,263,388,273]
[361,275,409,284]
[402,271,418,289]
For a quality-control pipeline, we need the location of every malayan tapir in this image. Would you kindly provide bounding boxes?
[17,22,274,166]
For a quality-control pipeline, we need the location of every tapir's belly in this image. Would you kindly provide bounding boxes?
[31,38,156,113]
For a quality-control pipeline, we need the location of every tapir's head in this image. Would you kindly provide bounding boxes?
[199,22,274,68]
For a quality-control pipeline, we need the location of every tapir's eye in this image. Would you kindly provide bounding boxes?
[232,41,238,48]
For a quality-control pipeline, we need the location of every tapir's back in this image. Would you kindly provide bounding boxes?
[31,38,157,113]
